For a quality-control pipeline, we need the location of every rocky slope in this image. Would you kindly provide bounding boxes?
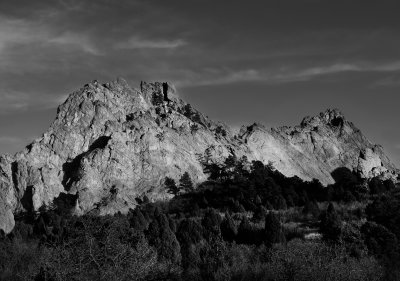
[0,78,397,233]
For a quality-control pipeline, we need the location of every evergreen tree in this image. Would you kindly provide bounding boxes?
[274,195,287,210]
[165,177,180,196]
[202,208,222,238]
[146,214,181,263]
[204,163,222,181]
[255,195,262,206]
[264,212,285,247]
[320,203,342,242]
[361,222,399,268]
[237,216,255,244]
[302,200,321,219]
[179,172,194,192]
[369,177,387,195]
[177,219,203,246]
[191,203,201,217]
[224,155,237,179]
[252,206,267,222]
[129,208,148,231]
[265,201,274,210]
[221,212,237,242]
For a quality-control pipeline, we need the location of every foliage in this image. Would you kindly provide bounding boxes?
[179,172,194,193]
[165,177,180,196]
[146,213,181,263]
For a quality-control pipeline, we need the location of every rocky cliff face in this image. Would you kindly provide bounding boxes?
[0,78,397,233]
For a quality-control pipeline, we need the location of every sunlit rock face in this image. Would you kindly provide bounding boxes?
[0,78,397,233]
[241,109,397,185]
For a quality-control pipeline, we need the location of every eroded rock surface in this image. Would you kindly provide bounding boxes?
[0,78,397,233]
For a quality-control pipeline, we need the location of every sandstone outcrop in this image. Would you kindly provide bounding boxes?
[0,78,397,233]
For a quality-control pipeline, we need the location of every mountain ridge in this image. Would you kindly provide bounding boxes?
[0,78,397,233]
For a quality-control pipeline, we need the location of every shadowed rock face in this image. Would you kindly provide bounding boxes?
[0,78,397,233]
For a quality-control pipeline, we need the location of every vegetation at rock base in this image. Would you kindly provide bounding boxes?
[165,177,180,196]
[179,172,194,193]
[1,153,400,280]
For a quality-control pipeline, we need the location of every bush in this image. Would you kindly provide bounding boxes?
[361,221,399,263]
[0,238,43,280]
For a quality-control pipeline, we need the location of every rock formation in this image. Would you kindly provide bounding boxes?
[0,78,398,233]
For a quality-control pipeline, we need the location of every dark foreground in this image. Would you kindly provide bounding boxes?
[1,158,399,281]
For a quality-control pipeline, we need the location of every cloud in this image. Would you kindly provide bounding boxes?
[0,88,68,114]
[115,36,187,49]
[293,64,360,78]
[177,61,400,87]
[176,69,261,87]
[47,32,101,55]
[0,15,100,59]
[0,18,45,55]
[274,61,400,83]
[0,90,31,112]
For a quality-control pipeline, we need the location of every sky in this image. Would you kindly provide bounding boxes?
[0,0,399,166]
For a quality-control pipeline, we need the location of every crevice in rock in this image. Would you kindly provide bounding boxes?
[162,82,170,102]
[26,143,33,153]
[330,117,344,127]
[11,161,18,191]
[62,135,111,191]
[53,192,78,215]
[89,136,111,151]
[21,185,34,213]
[126,113,135,122]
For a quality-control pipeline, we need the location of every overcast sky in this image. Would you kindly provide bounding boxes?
[0,0,399,166]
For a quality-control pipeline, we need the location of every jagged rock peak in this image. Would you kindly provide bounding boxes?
[140,81,179,105]
[56,78,180,116]
[300,108,345,128]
